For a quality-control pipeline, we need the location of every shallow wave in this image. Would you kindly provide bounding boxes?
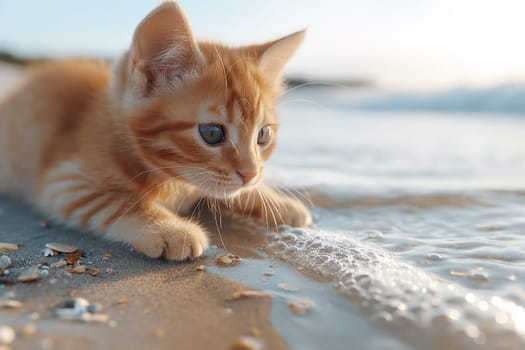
[267,227,525,350]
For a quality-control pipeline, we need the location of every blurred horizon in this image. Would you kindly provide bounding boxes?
[1,0,524,92]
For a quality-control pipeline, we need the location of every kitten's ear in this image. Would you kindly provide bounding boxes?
[129,1,204,94]
[257,30,306,83]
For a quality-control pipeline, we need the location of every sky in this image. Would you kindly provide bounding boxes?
[0,0,524,91]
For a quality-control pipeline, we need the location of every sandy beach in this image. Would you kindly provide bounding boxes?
[0,193,296,350]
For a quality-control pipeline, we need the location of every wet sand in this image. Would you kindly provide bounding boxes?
[0,195,292,350]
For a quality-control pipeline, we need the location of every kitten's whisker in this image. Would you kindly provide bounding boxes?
[259,189,280,229]
[129,165,214,183]
[277,98,333,112]
[282,81,354,96]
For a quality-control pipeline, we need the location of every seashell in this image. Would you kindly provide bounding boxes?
[45,242,78,253]
[232,336,262,350]
[0,299,23,309]
[0,243,18,252]
[0,325,16,345]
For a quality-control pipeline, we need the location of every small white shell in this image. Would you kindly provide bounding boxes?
[0,299,23,309]
[43,248,56,257]
[0,325,15,345]
[45,243,78,253]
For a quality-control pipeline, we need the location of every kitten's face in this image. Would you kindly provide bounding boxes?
[129,49,279,198]
[113,1,304,199]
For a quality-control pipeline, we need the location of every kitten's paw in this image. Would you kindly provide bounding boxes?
[133,222,209,261]
[275,198,312,227]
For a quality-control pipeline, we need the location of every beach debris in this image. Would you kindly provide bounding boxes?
[50,259,68,269]
[0,325,16,345]
[226,290,272,301]
[116,298,128,305]
[40,220,50,228]
[0,276,16,285]
[20,323,37,338]
[17,267,41,283]
[232,336,262,350]
[195,265,206,271]
[288,299,314,315]
[67,265,87,274]
[0,299,22,309]
[103,253,113,260]
[43,248,57,257]
[54,298,108,324]
[0,255,11,270]
[64,251,83,265]
[87,267,101,276]
[0,243,18,253]
[277,283,299,292]
[250,328,261,337]
[263,271,275,277]
[106,268,116,275]
[216,254,241,267]
[45,242,78,254]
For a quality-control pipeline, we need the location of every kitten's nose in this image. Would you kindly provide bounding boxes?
[236,170,257,185]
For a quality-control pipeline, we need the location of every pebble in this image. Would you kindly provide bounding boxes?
[87,268,101,276]
[17,267,41,283]
[67,265,87,274]
[288,299,315,315]
[0,325,15,345]
[55,298,109,324]
[0,256,11,270]
[225,290,272,301]
[20,323,37,338]
[50,260,67,269]
[216,254,241,267]
[277,283,299,292]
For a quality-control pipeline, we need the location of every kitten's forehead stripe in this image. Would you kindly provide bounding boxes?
[207,105,222,117]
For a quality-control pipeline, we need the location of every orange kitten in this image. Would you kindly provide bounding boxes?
[0,1,311,260]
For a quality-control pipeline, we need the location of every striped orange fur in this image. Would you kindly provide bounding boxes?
[0,1,311,260]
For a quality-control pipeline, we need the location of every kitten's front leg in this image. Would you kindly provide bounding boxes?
[105,202,209,260]
[230,184,312,227]
[35,176,208,260]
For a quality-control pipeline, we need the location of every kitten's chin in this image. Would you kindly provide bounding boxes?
[203,182,259,200]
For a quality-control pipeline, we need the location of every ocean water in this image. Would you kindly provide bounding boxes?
[265,90,525,349]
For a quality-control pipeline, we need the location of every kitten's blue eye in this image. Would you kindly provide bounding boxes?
[199,124,225,145]
[257,126,272,145]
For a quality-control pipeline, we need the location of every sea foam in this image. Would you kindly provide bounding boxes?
[268,227,525,350]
